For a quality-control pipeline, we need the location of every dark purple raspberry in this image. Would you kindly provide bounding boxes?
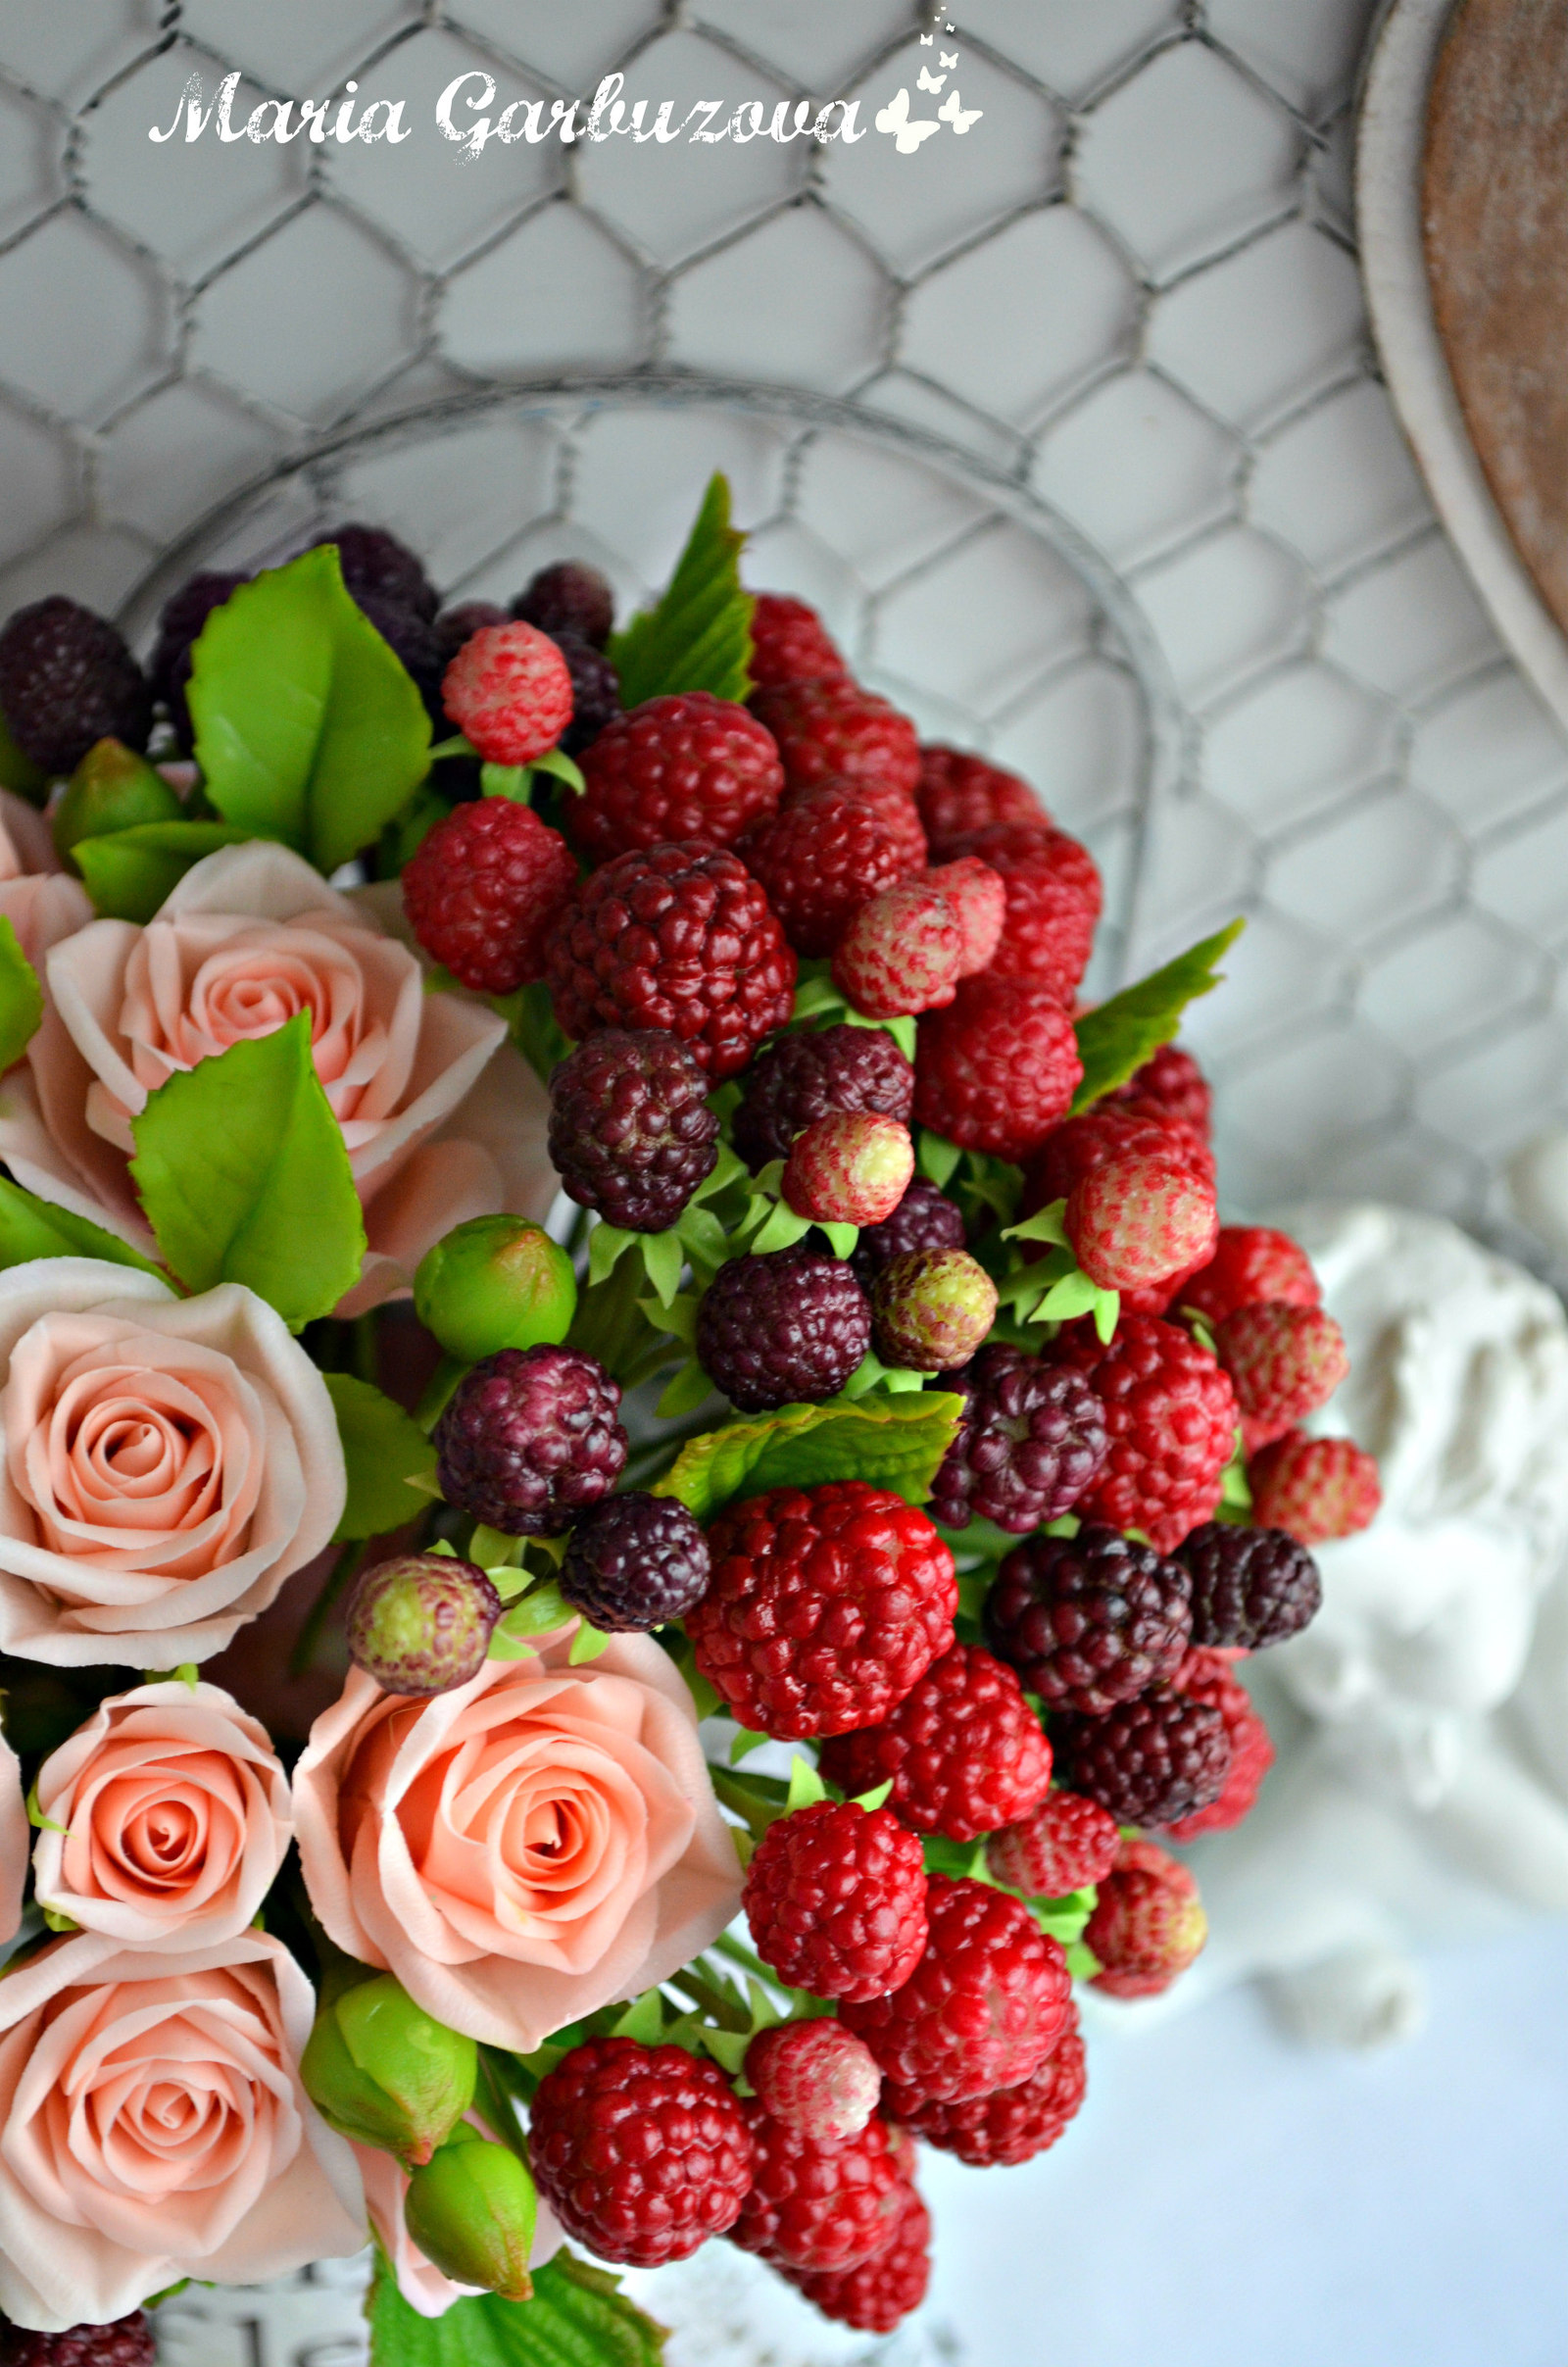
[433,1345,627,1536]
[1053,1688,1232,1828]
[0,598,152,775]
[561,1491,710,1629]
[985,1523,1192,1712]
[314,522,437,617]
[352,591,445,714]
[0,2317,155,2366]
[851,1175,965,1287]
[548,628,621,756]
[433,600,509,664]
[696,1249,870,1412]
[929,1345,1109,1533]
[512,559,615,649]
[733,1024,914,1169]
[548,1028,719,1233]
[1177,1520,1322,1650]
[149,568,247,705]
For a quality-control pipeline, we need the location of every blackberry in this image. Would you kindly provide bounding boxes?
[985,1524,1192,1712]
[512,559,614,649]
[352,590,445,715]
[851,1175,965,1288]
[1053,1688,1232,1829]
[1176,1520,1322,1651]
[433,600,508,664]
[433,1345,627,1536]
[0,598,152,775]
[0,2319,154,2366]
[930,1346,1109,1533]
[548,1028,719,1232]
[733,1024,914,1169]
[148,568,246,706]
[696,1249,870,1412]
[314,522,437,618]
[548,628,620,756]
[561,1492,710,1630]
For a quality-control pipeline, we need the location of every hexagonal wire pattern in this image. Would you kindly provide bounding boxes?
[0,0,1566,1291]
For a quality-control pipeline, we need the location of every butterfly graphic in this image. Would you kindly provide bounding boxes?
[938,87,983,132]
[941,51,959,68]
[916,64,948,91]
[919,29,934,41]
[876,87,942,150]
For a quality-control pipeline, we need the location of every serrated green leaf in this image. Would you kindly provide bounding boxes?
[0,917,41,1073]
[368,2244,667,2366]
[1072,919,1245,1112]
[322,1371,437,1543]
[640,1228,684,1308]
[0,1174,164,1277]
[188,545,432,873]
[651,1390,963,1524]
[74,819,255,922]
[609,474,754,707]
[128,1014,367,1328]
[785,1754,828,1811]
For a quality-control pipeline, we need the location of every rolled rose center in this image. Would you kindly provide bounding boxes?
[45,1371,221,1544]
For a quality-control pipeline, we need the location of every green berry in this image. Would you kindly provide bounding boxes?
[414,1213,577,1362]
[52,737,182,867]
[405,2123,538,2301]
[345,1552,503,1696]
[871,1246,999,1372]
[301,1971,477,2166]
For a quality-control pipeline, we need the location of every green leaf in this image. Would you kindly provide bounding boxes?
[1003,1198,1068,1248]
[0,1175,164,1276]
[0,917,41,1073]
[652,1390,963,1525]
[785,1754,828,1811]
[322,1372,438,1543]
[74,820,255,922]
[609,474,754,708]
[750,1199,812,1256]
[1072,919,1245,1112]
[187,545,432,873]
[918,1128,962,1190]
[128,1013,367,1328]
[655,1357,716,1420]
[530,745,585,795]
[587,1223,636,1289]
[368,2244,667,2366]
[640,1227,684,1308]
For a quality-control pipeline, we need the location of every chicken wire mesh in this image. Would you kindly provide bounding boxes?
[0,0,1565,1286]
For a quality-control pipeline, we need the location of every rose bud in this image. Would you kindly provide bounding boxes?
[345,1552,503,1697]
[52,735,182,867]
[405,2123,538,2302]
[871,1246,1000,1372]
[415,1213,578,1364]
[301,1970,478,2166]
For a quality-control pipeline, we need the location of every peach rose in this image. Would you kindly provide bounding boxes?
[0,1258,344,1666]
[353,2132,564,2319]
[294,1627,743,2050]
[32,1680,291,1946]
[0,842,557,1313]
[0,1928,365,2331]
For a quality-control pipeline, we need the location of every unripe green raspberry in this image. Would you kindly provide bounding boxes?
[345,1552,503,1696]
[871,1246,999,1371]
[405,2123,538,2302]
[301,1971,477,2166]
[53,736,182,866]
[414,1214,577,1363]
[782,1110,914,1226]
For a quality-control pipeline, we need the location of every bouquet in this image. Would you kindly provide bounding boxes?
[0,478,1381,2364]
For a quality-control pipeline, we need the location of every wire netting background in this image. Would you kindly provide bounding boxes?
[1,0,1565,1283]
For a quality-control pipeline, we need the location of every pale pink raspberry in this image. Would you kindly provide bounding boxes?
[783,1110,915,1226]
[442,620,574,765]
[924,857,1005,976]
[831,879,963,1019]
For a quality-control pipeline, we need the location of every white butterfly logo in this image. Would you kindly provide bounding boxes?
[876,87,942,151]
[916,64,948,92]
[938,87,983,132]
[919,29,934,41]
[941,50,959,68]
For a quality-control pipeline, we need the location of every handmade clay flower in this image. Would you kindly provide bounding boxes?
[352,2137,564,2320]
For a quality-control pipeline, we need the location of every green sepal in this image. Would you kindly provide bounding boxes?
[25,1780,67,1836]
[0,917,42,1074]
[0,1176,164,1277]
[567,1619,612,1664]
[1025,1886,1098,1948]
[74,819,255,922]
[655,1356,715,1420]
[1065,1939,1102,1981]
[1003,1198,1069,1248]
[841,1349,926,1398]
[789,962,916,1060]
[609,1989,666,2046]
[489,1582,575,1658]
[609,472,754,708]
[480,764,528,802]
[750,1198,812,1256]
[1217,1426,1253,1523]
[850,1778,895,1811]
[323,1371,438,1543]
[785,1754,828,1812]
[917,1127,962,1190]
[530,745,585,795]
[1071,918,1245,1111]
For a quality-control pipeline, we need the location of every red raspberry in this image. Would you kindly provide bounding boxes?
[441,620,573,764]
[526,2037,753,2267]
[819,1642,1054,1843]
[900,2003,1086,2165]
[744,2021,881,2141]
[1181,1225,1320,1327]
[742,1799,929,2001]
[916,743,1047,859]
[1108,1041,1213,1138]
[1065,1149,1219,1293]
[730,2102,906,2273]
[841,1876,1072,2110]
[739,785,911,956]
[925,856,1006,974]
[784,2178,931,2333]
[1217,1300,1349,1453]
[800,773,928,873]
[690,1482,956,1738]
[752,679,920,798]
[951,819,1102,999]
[543,841,795,1076]
[1025,1100,1216,1207]
[986,1787,1121,1897]
[1248,1430,1381,1546]
[401,799,578,995]
[783,1110,915,1226]
[832,877,962,1018]
[914,977,1083,1161]
[568,691,783,863]
[1054,1688,1232,1830]
[1046,1314,1239,1553]
[1163,1647,1275,1839]
[747,592,849,689]
[1086,1838,1207,1998]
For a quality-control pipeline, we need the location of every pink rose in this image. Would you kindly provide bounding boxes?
[294,1628,743,2050]
[0,842,557,1312]
[353,2134,564,2319]
[0,1929,365,2331]
[31,1679,291,1946]
[0,1258,344,1666]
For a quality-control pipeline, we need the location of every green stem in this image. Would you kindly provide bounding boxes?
[475,2047,535,2150]
[663,1966,752,2034]
[566,1250,663,1383]
[289,1539,366,1679]
[710,1930,776,1986]
[352,1311,378,1387]
[709,1767,786,1844]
